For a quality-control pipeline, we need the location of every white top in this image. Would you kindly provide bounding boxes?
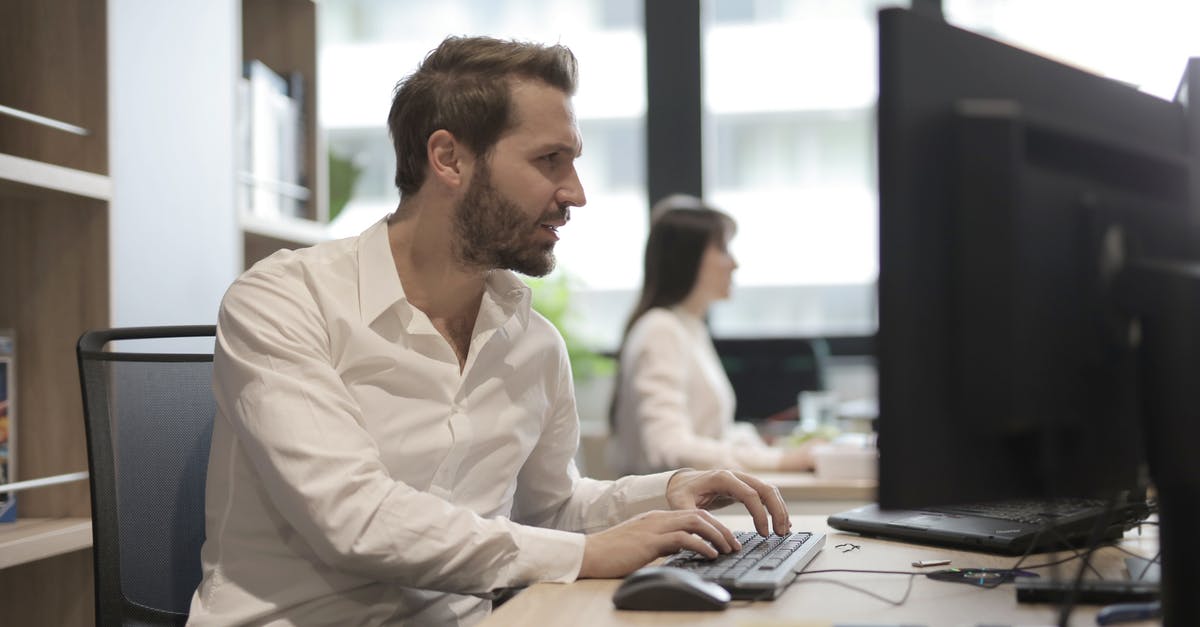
[188,220,673,626]
[608,307,784,475]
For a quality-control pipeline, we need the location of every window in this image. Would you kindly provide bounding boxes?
[701,0,899,339]
[944,0,1200,102]
[318,0,647,351]
[319,1,1199,352]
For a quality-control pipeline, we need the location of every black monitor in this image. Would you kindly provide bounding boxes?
[714,337,829,421]
[875,7,1200,623]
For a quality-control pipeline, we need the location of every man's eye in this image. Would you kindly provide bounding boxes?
[541,153,560,163]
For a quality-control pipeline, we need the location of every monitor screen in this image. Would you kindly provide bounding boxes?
[875,7,1199,621]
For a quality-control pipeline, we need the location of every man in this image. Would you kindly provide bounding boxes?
[188,36,790,626]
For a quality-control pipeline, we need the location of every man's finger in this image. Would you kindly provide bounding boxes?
[697,508,741,551]
[653,509,734,553]
[661,530,719,559]
[734,471,791,535]
[709,471,772,537]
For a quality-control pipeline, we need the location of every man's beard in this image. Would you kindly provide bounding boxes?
[452,161,566,277]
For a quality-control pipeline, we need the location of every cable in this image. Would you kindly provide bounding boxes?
[735,567,924,606]
[1053,494,1133,627]
[794,575,917,606]
[794,568,919,606]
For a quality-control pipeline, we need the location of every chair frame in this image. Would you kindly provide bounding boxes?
[77,325,216,627]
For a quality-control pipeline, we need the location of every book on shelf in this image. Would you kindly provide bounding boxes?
[238,59,308,220]
[1,330,15,523]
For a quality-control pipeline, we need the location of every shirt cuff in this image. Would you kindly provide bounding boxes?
[617,470,676,516]
[505,523,586,585]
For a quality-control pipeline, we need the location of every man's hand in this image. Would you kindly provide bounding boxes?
[665,469,791,538]
[576,470,791,579]
[578,509,738,579]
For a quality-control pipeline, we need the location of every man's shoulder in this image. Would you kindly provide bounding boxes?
[223,236,360,309]
[526,307,567,349]
[245,235,357,277]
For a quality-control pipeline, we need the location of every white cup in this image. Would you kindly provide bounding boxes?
[813,443,878,481]
[797,390,837,434]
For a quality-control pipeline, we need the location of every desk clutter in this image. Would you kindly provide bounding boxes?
[601,528,1159,623]
[561,509,1161,625]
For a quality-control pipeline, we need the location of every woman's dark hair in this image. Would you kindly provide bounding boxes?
[608,194,735,429]
[621,194,736,340]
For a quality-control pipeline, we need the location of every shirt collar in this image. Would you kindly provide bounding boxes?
[356,218,533,332]
[482,270,532,332]
[358,218,406,325]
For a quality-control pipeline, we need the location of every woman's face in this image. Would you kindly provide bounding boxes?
[690,236,738,305]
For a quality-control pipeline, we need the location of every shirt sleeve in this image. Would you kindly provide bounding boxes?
[213,269,593,593]
[511,325,674,549]
[625,313,783,471]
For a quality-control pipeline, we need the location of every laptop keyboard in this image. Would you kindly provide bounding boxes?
[934,498,1106,525]
[660,530,823,599]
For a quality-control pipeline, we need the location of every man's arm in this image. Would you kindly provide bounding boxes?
[574,469,792,578]
[510,330,790,579]
[212,269,585,593]
[511,334,677,533]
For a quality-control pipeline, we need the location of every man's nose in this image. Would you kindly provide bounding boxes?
[559,167,586,208]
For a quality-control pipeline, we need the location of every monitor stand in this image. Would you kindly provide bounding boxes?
[1116,257,1200,625]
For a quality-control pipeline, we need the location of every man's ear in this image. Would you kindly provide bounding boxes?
[427,129,470,189]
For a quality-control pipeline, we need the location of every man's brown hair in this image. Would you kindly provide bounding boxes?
[388,36,578,198]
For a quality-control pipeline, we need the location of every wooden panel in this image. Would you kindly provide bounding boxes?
[243,0,319,220]
[244,229,305,269]
[0,0,107,175]
[0,0,107,621]
[0,195,108,518]
[0,549,94,626]
[0,153,113,201]
[0,517,92,569]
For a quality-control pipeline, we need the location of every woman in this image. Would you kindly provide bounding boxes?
[607,194,818,475]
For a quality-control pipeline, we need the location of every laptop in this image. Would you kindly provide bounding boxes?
[827,497,1150,555]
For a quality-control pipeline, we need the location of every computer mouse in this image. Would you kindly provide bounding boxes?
[611,566,731,611]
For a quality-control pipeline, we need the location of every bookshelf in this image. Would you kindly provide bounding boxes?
[241,0,329,268]
[0,0,109,624]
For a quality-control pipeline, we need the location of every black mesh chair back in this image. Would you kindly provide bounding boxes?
[77,326,216,627]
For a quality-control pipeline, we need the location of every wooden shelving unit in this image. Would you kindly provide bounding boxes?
[241,0,327,268]
[0,0,109,624]
[0,518,92,570]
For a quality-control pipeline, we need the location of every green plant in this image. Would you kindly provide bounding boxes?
[524,273,615,382]
[327,149,363,223]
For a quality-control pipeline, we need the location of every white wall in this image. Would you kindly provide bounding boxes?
[109,0,241,326]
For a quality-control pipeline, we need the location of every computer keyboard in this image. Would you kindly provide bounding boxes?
[659,530,826,600]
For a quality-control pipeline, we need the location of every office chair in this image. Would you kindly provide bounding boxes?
[77,326,216,627]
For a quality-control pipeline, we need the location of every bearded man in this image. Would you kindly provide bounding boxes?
[188,36,790,627]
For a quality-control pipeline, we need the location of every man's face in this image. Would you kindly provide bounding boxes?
[451,80,586,277]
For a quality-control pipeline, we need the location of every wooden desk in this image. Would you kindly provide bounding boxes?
[754,472,876,503]
[483,514,1159,626]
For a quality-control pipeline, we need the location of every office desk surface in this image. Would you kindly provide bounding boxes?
[482,514,1159,626]
[755,471,876,502]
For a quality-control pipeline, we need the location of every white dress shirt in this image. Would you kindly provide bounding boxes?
[187,219,674,626]
[608,307,784,475]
